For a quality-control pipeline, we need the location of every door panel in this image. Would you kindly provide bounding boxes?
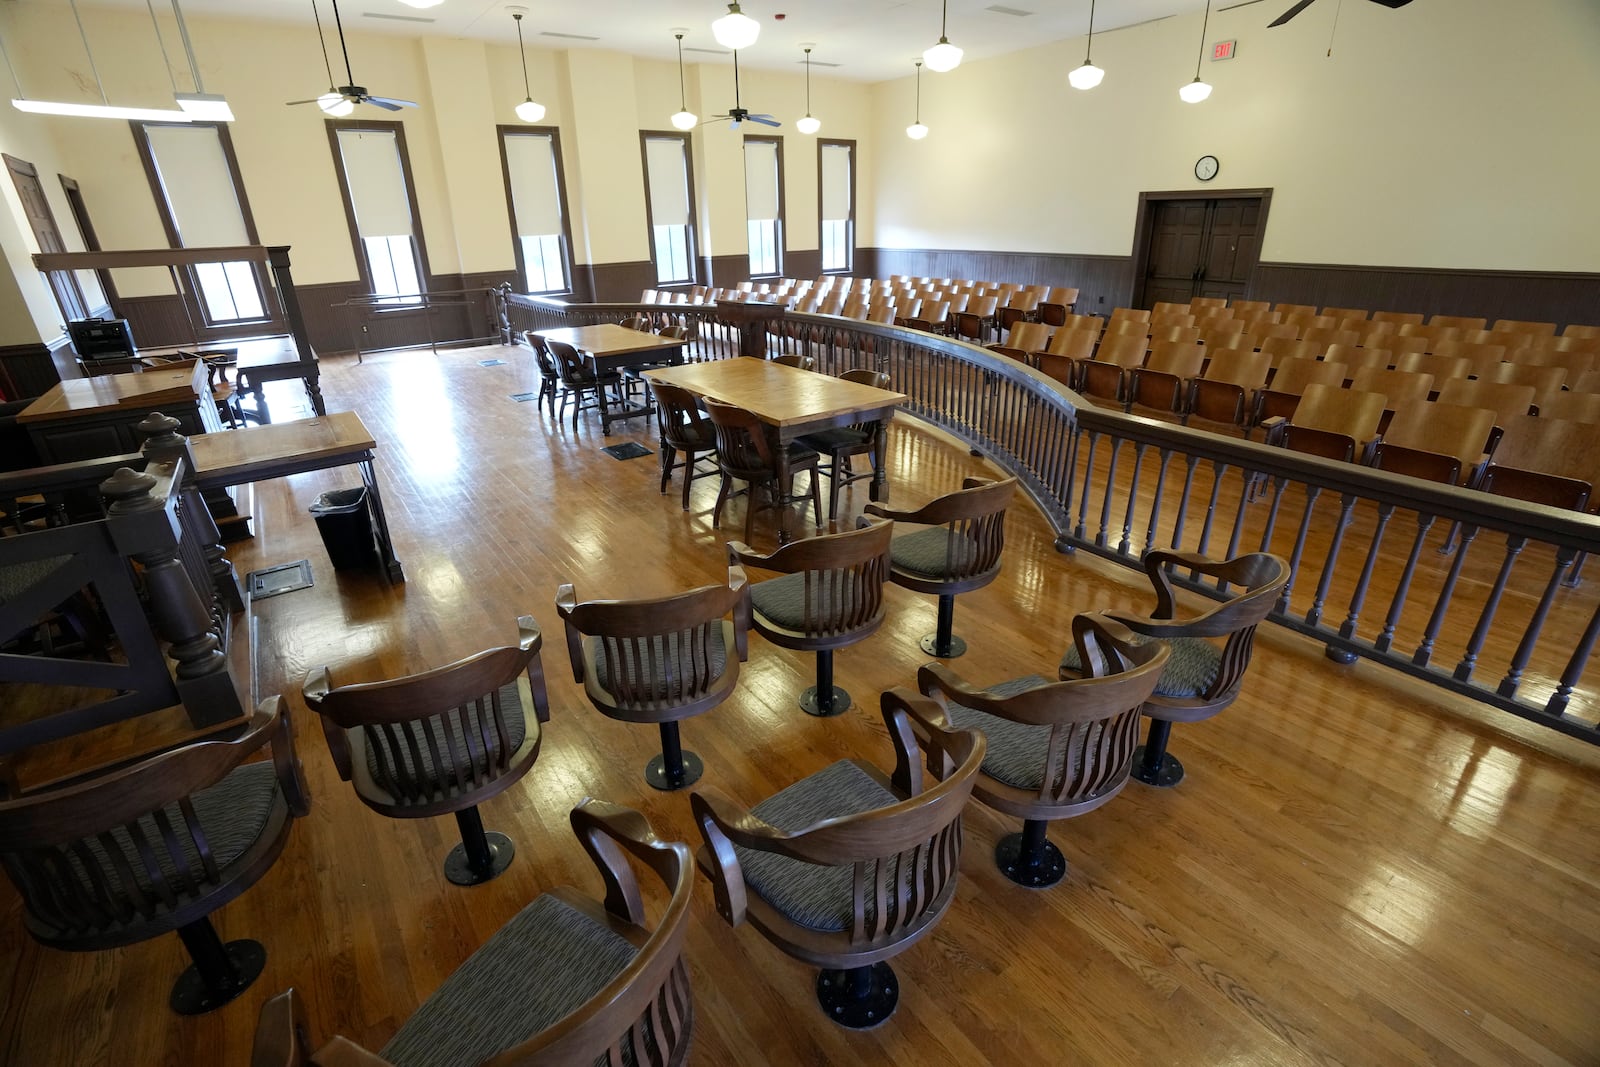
[1144,199,1209,307]
[4,154,87,325]
[1138,194,1267,307]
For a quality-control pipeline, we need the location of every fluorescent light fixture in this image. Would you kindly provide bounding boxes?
[712,3,759,50]
[317,91,354,116]
[12,98,194,122]
[1179,77,1212,103]
[175,92,235,121]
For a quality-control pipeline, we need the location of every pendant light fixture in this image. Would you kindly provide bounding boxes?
[511,12,546,122]
[7,0,194,122]
[1179,0,1214,103]
[1067,0,1104,91]
[906,60,928,140]
[922,0,963,73]
[796,46,820,135]
[670,33,698,130]
[711,2,760,51]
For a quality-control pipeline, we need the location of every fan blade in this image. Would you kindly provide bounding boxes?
[699,115,732,127]
[1268,0,1319,26]
[285,99,325,106]
[367,98,403,111]
[748,114,781,127]
[367,96,418,109]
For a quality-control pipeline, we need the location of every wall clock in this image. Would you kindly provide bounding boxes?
[1195,155,1220,182]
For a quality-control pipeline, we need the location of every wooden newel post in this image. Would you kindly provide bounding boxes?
[138,412,245,615]
[717,301,785,359]
[491,283,514,345]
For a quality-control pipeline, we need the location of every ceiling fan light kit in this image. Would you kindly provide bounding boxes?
[288,0,419,114]
[317,90,354,116]
[511,12,545,123]
[1179,0,1214,103]
[712,3,760,51]
[1068,0,1103,90]
[922,0,963,72]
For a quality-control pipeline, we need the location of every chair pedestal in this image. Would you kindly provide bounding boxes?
[645,722,703,791]
[917,593,967,659]
[1131,719,1185,788]
[800,649,851,718]
[444,807,515,886]
[816,962,899,1029]
[995,818,1066,888]
[171,917,266,1015]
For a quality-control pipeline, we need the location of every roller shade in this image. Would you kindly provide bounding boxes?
[144,125,249,246]
[336,129,414,237]
[503,133,562,237]
[743,140,778,220]
[644,137,689,227]
[821,143,851,222]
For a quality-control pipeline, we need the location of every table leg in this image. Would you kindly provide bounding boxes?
[773,428,793,545]
[869,418,891,505]
[359,456,405,583]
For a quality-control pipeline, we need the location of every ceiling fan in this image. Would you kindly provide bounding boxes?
[1268,0,1414,28]
[704,50,779,129]
[287,0,418,112]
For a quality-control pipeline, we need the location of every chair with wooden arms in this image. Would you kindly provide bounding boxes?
[1127,341,1206,416]
[522,331,562,417]
[251,800,695,1067]
[1062,550,1289,788]
[548,339,625,430]
[691,689,984,1028]
[704,398,823,543]
[865,475,1015,660]
[618,313,652,332]
[650,380,719,511]
[0,698,309,1015]
[557,571,749,790]
[795,368,892,523]
[1184,347,1271,432]
[1369,401,1496,485]
[302,616,550,886]
[1266,383,1388,462]
[916,613,1168,888]
[771,353,816,371]
[729,518,893,717]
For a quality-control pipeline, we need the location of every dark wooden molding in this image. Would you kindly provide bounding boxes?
[325,119,434,295]
[58,174,118,306]
[639,130,699,286]
[817,139,856,275]
[494,125,578,298]
[1129,187,1273,310]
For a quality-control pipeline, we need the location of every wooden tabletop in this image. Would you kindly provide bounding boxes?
[17,362,207,424]
[534,323,688,357]
[644,357,906,428]
[189,411,376,483]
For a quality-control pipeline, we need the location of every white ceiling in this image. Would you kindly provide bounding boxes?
[72,0,1294,82]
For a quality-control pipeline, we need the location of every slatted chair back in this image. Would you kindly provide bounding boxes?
[652,381,714,455]
[864,475,1014,601]
[705,398,782,484]
[1391,351,1470,380]
[1429,314,1488,331]
[619,314,651,332]
[1350,367,1435,410]
[658,323,693,341]
[1371,310,1424,326]
[731,519,894,643]
[548,339,596,388]
[1372,401,1496,485]
[771,353,816,371]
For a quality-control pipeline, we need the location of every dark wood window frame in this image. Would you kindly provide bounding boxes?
[325,118,433,302]
[817,138,856,276]
[495,124,577,297]
[639,130,699,288]
[742,134,785,280]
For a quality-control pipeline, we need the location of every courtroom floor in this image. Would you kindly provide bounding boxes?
[3,343,1598,1066]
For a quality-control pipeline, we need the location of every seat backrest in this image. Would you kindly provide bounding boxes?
[1350,367,1434,410]
[1095,334,1149,368]
[1478,361,1566,409]
[1378,401,1496,475]
[1391,351,1469,380]
[1535,391,1600,424]
[1008,322,1051,354]
[1489,414,1600,488]
[840,367,890,390]
[1045,327,1097,361]
[650,380,713,450]
[1371,310,1424,326]
[1328,343,1390,377]
[619,314,651,332]
[1143,341,1206,379]
[1493,319,1558,337]
[1230,299,1271,315]
[771,353,815,371]
[1435,378,1536,427]
[1433,339,1507,378]
[1064,313,1104,333]
[1109,307,1151,324]
[866,476,1015,588]
[547,340,589,384]
[1302,326,1360,348]
[1149,324,1200,345]
[1322,306,1369,322]
[1197,347,1271,390]
[658,323,692,341]
[704,398,779,477]
[730,518,894,638]
[1430,314,1488,331]
[1290,383,1387,441]
[1268,356,1347,396]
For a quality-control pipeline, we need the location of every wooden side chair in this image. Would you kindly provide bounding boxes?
[1370,401,1496,485]
[771,353,816,371]
[252,801,694,1067]
[916,613,1168,888]
[557,570,750,790]
[548,339,625,430]
[1266,383,1388,462]
[522,331,562,417]
[1251,356,1349,433]
[650,380,719,511]
[302,616,550,886]
[619,313,652,331]
[730,518,893,717]
[1127,340,1206,415]
[865,475,1015,659]
[704,398,823,544]
[0,698,309,1015]
[796,368,892,523]
[1185,347,1271,432]
[691,689,984,1028]
[1062,550,1289,788]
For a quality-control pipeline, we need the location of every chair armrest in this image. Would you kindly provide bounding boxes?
[571,799,691,925]
[301,666,354,781]
[689,788,754,926]
[263,696,312,818]
[916,661,985,705]
[727,564,751,658]
[1099,609,1198,640]
[725,539,770,569]
[311,1038,394,1067]
[251,988,310,1067]
[554,585,587,683]
[517,614,542,654]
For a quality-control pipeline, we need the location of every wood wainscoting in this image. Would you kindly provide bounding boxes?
[1251,262,1600,329]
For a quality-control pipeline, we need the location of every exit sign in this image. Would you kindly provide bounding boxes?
[1212,39,1237,61]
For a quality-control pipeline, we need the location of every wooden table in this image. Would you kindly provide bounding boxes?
[18,361,222,462]
[138,336,315,424]
[188,411,404,582]
[644,357,906,541]
[534,324,689,433]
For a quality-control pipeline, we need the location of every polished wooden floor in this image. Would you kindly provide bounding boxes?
[4,344,1599,1065]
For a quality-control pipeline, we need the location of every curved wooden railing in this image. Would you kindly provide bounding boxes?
[503,294,1600,745]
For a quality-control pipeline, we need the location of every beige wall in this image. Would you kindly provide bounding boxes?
[868,0,1600,272]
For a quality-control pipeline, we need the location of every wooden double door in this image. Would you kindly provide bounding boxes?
[1137,193,1267,308]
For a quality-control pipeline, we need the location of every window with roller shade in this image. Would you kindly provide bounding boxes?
[136,121,267,325]
[329,122,427,305]
[498,127,573,295]
[743,136,783,278]
[819,140,855,273]
[641,133,697,285]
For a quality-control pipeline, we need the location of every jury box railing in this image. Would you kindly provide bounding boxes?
[502,293,1600,746]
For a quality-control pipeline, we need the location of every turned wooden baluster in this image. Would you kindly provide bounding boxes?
[1307,493,1359,629]
[1547,597,1600,716]
[1453,534,1525,683]
[1097,438,1122,548]
[1344,502,1398,642]
[1169,453,1200,551]
[1374,512,1434,653]
[1118,442,1146,555]
[1498,547,1577,698]
[137,413,244,616]
[1144,448,1174,556]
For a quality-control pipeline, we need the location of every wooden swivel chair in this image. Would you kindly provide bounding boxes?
[691,689,984,1028]
[650,380,719,511]
[917,614,1168,888]
[0,698,309,1015]
[731,518,893,717]
[1061,550,1289,788]
[795,368,891,522]
[865,476,1015,659]
[704,398,823,543]
[557,570,750,790]
[302,616,550,886]
[252,801,694,1067]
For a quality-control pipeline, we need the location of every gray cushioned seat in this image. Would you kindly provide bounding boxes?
[362,682,526,798]
[939,675,1064,790]
[749,573,861,632]
[888,528,981,579]
[736,760,901,932]
[591,628,730,703]
[0,555,72,604]
[381,893,639,1067]
[1059,636,1220,698]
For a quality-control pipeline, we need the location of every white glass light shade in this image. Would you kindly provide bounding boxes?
[711,4,760,50]
[13,98,194,121]
[515,98,546,122]
[317,92,355,117]
[796,114,821,135]
[906,122,929,140]
[1178,77,1212,103]
[1067,63,1104,90]
[922,39,963,73]
[670,109,698,131]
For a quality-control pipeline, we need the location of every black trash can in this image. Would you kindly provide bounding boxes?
[309,487,378,571]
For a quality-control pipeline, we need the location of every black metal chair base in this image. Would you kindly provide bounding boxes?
[918,632,967,658]
[169,938,265,1015]
[816,962,899,1029]
[444,831,515,886]
[800,685,852,717]
[995,832,1067,888]
[645,749,703,791]
[1131,745,1185,788]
